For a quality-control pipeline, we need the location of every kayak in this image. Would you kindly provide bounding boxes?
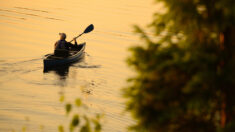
[43,43,86,69]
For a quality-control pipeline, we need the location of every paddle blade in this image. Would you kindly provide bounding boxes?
[84,24,94,33]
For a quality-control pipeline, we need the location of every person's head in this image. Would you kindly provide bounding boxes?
[59,33,66,40]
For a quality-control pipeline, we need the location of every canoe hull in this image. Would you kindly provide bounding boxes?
[43,43,86,69]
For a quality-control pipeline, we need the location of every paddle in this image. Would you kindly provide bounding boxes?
[69,24,94,43]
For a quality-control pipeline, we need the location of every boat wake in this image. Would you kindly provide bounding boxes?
[0,57,42,66]
[0,57,43,76]
[73,64,101,69]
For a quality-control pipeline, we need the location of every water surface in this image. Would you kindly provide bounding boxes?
[0,0,155,131]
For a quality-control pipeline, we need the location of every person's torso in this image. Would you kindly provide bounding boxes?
[55,40,69,50]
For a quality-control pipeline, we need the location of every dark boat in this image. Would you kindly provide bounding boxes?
[43,43,86,69]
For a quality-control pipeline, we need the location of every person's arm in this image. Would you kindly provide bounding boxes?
[67,42,74,48]
[74,38,78,46]
[67,38,78,48]
[54,41,58,49]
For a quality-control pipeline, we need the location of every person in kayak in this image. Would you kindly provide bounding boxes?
[54,33,77,50]
[54,33,77,57]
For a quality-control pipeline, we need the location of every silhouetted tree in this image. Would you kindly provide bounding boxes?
[124,0,235,131]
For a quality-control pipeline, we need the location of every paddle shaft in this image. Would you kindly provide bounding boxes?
[69,33,83,43]
[69,24,94,43]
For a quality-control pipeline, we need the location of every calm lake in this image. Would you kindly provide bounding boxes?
[0,0,155,131]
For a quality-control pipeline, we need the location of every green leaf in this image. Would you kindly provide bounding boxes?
[65,103,72,114]
[80,124,91,132]
[93,114,102,132]
[75,98,82,107]
[58,125,64,132]
[80,116,91,132]
[22,126,26,132]
[94,121,101,132]
[59,95,65,103]
[71,114,80,127]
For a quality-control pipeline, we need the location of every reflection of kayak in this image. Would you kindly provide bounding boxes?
[43,43,86,69]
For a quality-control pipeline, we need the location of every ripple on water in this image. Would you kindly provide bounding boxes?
[0,0,155,131]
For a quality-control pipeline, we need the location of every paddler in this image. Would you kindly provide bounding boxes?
[54,33,78,50]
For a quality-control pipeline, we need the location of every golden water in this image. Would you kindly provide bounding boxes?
[0,0,155,131]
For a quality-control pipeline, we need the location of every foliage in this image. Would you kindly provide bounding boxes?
[124,0,235,131]
[65,103,72,115]
[59,97,102,132]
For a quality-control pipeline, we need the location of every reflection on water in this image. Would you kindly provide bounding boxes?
[44,64,70,80]
[43,54,100,80]
[43,63,70,97]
